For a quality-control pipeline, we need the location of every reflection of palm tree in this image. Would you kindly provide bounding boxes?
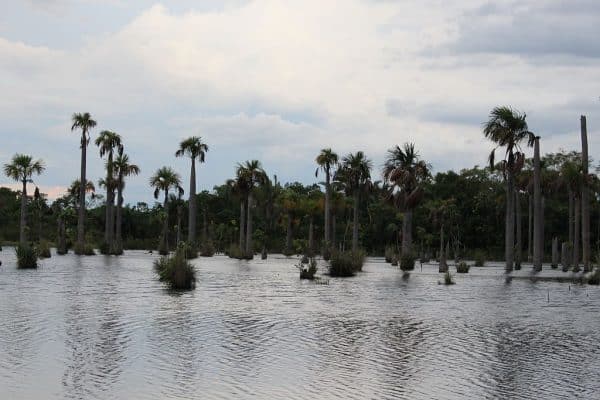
[71,112,97,252]
[150,167,183,254]
[383,143,429,257]
[483,106,533,271]
[175,136,209,246]
[3,154,45,244]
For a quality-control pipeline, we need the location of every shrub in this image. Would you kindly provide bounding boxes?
[37,240,51,259]
[153,245,196,290]
[74,243,96,255]
[199,240,215,257]
[329,250,365,277]
[473,251,485,267]
[456,261,470,273]
[443,270,455,285]
[298,258,317,280]
[400,253,416,271]
[587,268,600,285]
[227,244,245,259]
[99,241,110,255]
[384,246,395,263]
[178,242,197,259]
[16,245,38,269]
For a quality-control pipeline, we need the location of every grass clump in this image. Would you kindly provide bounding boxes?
[16,244,38,269]
[456,261,470,273]
[297,257,317,280]
[443,270,455,285]
[74,243,95,255]
[199,240,215,257]
[37,240,51,259]
[329,250,365,277]
[153,245,196,290]
[400,253,416,271]
[473,251,486,267]
[179,242,198,259]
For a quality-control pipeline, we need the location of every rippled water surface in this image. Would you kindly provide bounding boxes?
[1,249,599,399]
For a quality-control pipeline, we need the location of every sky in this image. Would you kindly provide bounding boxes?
[1,0,600,204]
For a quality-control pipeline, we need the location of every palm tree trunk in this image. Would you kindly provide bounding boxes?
[105,151,114,250]
[78,131,87,250]
[239,200,246,251]
[308,216,314,255]
[352,191,359,252]
[324,171,331,248]
[161,190,169,253]
[439,225,447,272]
[203,206,208,241]
[439,224,444,263]
[581,115,590,271]
[552,237,559,268]
[115,183,123,255]
[57,216,66,254]
[188,157,197,245]
[401,209,413,257]
[505,171,516,272]
[176,205,182,245]
[532,137,542,271]
[574,196,580,267]
[285,211,293,253]
[568,189,574,245]
[515,191,522,268]
[528,193,533,261]
[245,193,253,256]
[19,179,27,245]
[331,213,337,249]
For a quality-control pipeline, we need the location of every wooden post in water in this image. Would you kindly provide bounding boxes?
[581,116,591,271]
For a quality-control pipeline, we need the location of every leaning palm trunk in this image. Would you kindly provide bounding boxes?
[505,171,516,272]
[188,157,197,245]
[581,115,590,271]
[352,192,359,252]
[77,133,87,250]
[239,200,246,252]
[114,184,124,255]
[573,196,580,268]
[515,191,522,268]
[245,193,253,256]
[401,209,413,257]
[19,179,27,245]
[532,137,542,271]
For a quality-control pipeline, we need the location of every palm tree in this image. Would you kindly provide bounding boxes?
[383,143,430,257]
[429,198,457,271]
[150,167,183,254]
[71,112,97,253]
[3,154,45,244]
[483,106,533,272]
[280,187,299,255]
[236,160,267,257]
[95,130,122,252]
[113,152,140,255]
[175,136,209,246]
[560,159,583,267]
[68,179,96,207]
[315,148,338,255]
[580,116,591,271]
[336,151,372,252]
[226,174,251,252]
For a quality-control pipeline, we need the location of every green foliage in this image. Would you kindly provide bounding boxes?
[400,253,416,271]
[298,257,317,280]
[227,244,245,259]
[443,270,455,285]
[199,240,215,257]
[37,240,51,259]
[74,242,96,255]
[473,251,486,267]
[329,250,365,277]
[153,246,196,290]
[456,261,470,273]
[16,244,38,269]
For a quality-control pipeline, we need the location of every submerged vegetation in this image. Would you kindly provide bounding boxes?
[328,250,365,277]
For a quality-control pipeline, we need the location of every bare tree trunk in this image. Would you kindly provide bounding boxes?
[352,191,359,252]
[439,225,447,272]
[114,184,123,255]
[515,191,522,268]
[19,180,27,245]
[239,200,245,251]
[532,137,542,271]
[331,214,336,249]
[574,196,580,268]
[402,209,413,257]
[57,217,67,254]
[188,157,197,245]
[551,237,559,268]
[77,132,87,251]
[161,190,169,254]
[105,151,114,251]
[568,189,574,245]
[581,115,591,271]
[506,171,516,272]
[528,193,533,261]
[561,242,570,270]
[246,193,253,256]
[176,205,182,245]
[324,171,331,249]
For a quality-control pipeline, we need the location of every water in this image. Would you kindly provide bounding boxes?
[0,249,599,399]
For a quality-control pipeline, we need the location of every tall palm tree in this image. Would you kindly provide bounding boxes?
[336,151,372,252]
[483,106,534,272]
[280,187,299,255]
[236,160,267,257]
[315,148,338,255]
[560,159,583,267]
[580,116,591,271]
[175,136,209,246]
[226,174,250,252]
[71,112,97,253]
[383,143,430,257]
[113,152,140,255]
[95,130,122,252]
[3,154,45,244]
[150,167,183,255]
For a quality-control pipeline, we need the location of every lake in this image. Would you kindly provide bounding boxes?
[0,249,599,399]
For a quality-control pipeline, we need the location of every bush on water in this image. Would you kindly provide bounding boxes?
[443,270,455,285]
[400,253,416,271]
[37,240,51,259]
[328,250,365,277]
[473,251,485,267]
[199,240,215,257]
[16,244,38,269]
[154,244,196,290]
[384,246,395,263]
[74,242,95,256]
[456,261,470,273]
[298,257,317,280]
